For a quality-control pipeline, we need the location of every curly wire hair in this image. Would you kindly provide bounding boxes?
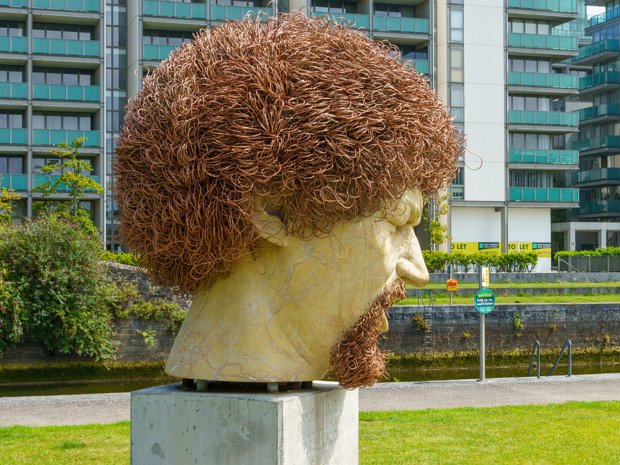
[115,13,462,292]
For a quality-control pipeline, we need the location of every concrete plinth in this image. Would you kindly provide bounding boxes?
[131,381,358,465]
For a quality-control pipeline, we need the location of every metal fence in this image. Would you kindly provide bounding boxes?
[558,255,620,272]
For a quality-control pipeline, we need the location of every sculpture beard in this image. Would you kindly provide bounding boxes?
[329,279,407,389]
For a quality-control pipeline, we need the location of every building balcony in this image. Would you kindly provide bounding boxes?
[0,174,27,191]
[373,16,429,34]
[32,0,100,12]
[404,58,429,74]
[0,128,27,145]
[578,104,620,124]
[0,36,28,54]
[507,0,578,17]
[312,12,369,29]
[0,0,27,8]
[570,39,619,66]
[509,148,579,165]
[509,187,579,203]
[33,84,100,102]
[32,173,101,191]
[572,168,620,186]
[508,110,578,128]
[0,82,27,99]
[143,0,206,20]
[574,200,620,217]
[507,71,577,93]
[573,136,620,153]
[143,44,177,61]
[508,33,577,57]
[33,129,100,147]
[211,4,272,21]
[33,38,100,57]
[587,6,620,28]
[579,71,620,94]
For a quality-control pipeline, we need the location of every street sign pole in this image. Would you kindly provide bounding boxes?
[479,313,485,381]
[476,266,492,382]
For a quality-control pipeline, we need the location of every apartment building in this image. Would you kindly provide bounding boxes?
[0,0,589,269]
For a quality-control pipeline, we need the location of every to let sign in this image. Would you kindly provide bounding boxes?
[474,288,496,314]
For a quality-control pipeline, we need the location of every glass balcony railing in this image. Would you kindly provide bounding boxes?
[509,187,579,203]
[508,33,577,52]
[0,0,28,7]
[508,71,577,89]
[404,58,429,74]
[32,174,101,191]
[571,39,619,62]
[0,36,28,53]
[573,136,620,151]
[507,0,577,14]
[0,82,27,99]
[575,200,620,215]
[33,38,100,57]
[33,84,100,102]
[32,0,100,12]
[143,1,207,19]
[373,16,430,34]
[313,12,370,29]
[509,148,579,165]
[572,168,620,185]
[588,6,620,27]
[508,110,578,126]
[143,44,177,61]
[0,174,27,190]
[578,104,620,122]
[451,185,464,200]
[579,71,620,90]
[211,4,271,21]
[33,130,100,147]
[0,128,27,145]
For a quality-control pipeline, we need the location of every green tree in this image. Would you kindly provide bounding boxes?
[424,194,451,250]
[34,137,103,216]
[0,184,21,225]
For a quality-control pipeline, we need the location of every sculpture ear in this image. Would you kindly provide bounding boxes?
[252,196,288,247]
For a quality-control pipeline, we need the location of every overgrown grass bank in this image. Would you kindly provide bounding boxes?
[1,402,618,465]
[398,293,620,305]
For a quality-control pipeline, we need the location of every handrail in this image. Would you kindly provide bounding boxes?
[528,340,541,378]
[557,256,582,272]
[549,339,572,376]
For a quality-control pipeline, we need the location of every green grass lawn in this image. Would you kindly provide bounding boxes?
[415,281,620,290]
[1,402,618,465]
[398,293,620,305]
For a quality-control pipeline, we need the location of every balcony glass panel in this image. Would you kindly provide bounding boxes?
[579,71,620,90]
[0,174,27,190]
[211,4,271,21]
[508,110,578,126]
[33,38,100,57]
[509,149,578,164]
[32,174,100,192]
[572,136,620,151]
[508,71,577,89]
[572,39,619,61]
[572,168,620,184]
[0,36,27,53]
[143,44,177,61]
[588,6,620,27]
[373,16,429,34]
[509,187,579,202]
[576,200,620,215]
[32,0,100,12]
[0,82,27,99]
[0,128,27,145]
[508,33,577,51]
[0,0,28,7]
[312,12,369,29]
[32,129,100,147]
[578,104,620,121]
[507,0,577,13]
[143,1,207,19]
[405,58,429,74]
[33,84,100,102]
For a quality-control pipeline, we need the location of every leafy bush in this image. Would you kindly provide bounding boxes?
[422,251,538,273]
[0,267,23,356]
[101,251,140,267]
[555,247,620,260]
[0,214,115,360]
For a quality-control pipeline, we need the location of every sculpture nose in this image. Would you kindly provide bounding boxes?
[396,229,429,287]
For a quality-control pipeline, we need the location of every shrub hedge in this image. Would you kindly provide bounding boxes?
[422,251,538,273]
[555,247,620,260]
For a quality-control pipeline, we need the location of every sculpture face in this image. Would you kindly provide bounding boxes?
[165,189,428,387]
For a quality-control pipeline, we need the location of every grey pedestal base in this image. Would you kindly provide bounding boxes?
[131,381,358,465]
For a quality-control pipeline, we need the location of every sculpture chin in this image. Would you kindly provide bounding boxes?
[329,279,407,389]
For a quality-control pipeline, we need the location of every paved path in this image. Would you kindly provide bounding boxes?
[1,374,619,426]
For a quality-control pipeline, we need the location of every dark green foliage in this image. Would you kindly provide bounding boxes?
[0,214,114,360]
[0,266,23,356]
[101,251,140,267]
[422,251,538,273]
[555,247,620,260]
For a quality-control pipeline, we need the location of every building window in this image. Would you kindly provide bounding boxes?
[450,47,464,82]
[143,30,194,46]
[32,67,94,86]
[33,156,96,176]
[32,113,93,131]
[449,7,463,43]
[0,111,24,129]
[374,3,415,18]
[509,58,551,73]
[0,65,24,83]
[0,155,24,174]
[0,21,24,37]
[311,0,357,14]
[32,24,94,41]
[510,20,551,35]
[509,95,551,111]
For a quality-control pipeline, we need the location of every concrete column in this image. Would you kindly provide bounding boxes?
[569,223,576,251]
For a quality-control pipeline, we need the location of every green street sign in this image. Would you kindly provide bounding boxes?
[474,288,496,314]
